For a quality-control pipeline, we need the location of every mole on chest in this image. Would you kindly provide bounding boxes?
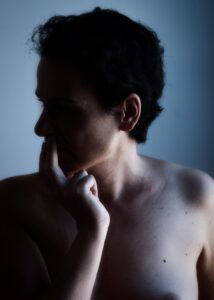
[90,227,195,300]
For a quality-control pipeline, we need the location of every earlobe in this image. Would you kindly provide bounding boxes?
[119,115,136,132]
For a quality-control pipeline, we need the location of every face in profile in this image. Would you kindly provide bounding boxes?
[34,58,119,177]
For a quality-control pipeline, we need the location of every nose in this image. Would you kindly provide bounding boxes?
[34,111,54,137]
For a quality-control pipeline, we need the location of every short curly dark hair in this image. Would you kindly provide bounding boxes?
[31,7,165,144]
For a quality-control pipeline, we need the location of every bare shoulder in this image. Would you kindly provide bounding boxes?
[0,172,40,203]
[164,164,214,298]
[174,166,214,282]
[0,172,40,195]
[0,172,41,221]
[0,172,40,190]
[0,172,66,224]
[171,162,213,204]
[0,172,77,245]
[144,155,213,205]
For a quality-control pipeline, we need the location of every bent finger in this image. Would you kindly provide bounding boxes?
[76,174,99,198]
[62,170,88,198]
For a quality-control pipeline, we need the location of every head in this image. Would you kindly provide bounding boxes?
[32,7,165,174]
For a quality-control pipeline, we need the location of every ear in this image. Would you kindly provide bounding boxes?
[112,93,141,132]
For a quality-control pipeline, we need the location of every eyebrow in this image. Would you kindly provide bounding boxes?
[35,90,77,106]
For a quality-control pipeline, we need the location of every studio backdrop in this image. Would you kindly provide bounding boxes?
[0,0,213,179]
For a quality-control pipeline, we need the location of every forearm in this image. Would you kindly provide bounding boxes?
[38,225,109,300]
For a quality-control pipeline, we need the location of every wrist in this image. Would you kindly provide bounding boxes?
[78,219,110,241]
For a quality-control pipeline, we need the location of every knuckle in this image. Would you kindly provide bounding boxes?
[87,174,95,181]
[76,185,83,196]
[81,174,95,186]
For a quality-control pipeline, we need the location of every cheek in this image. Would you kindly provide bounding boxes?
[53,111,87,142]
[56,111,117,161]
[57,121,117,174]
[81,119,117,155]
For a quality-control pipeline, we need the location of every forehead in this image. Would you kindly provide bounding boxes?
[36,58,97,106]
[37,58,76,80]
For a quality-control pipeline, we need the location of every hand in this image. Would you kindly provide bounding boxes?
[39,136,110,232]
[61,170,110,232]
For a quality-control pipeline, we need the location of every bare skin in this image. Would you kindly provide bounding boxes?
[0,151,214,300]
[0,58,214,299]
[0,138,111,300]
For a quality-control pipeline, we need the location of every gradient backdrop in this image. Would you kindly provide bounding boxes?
[0,0,213,179]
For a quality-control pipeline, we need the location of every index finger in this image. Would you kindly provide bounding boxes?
[41,136,67,187]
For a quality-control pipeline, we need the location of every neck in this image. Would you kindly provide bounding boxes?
[87,137,146,209]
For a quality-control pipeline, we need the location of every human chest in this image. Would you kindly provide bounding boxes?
[26,183,202,300]
[90,203,201,300]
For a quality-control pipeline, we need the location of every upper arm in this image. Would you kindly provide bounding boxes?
[195,171,214,299]
[0,223,51,300]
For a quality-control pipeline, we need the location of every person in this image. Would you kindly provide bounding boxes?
[0,6,213,300]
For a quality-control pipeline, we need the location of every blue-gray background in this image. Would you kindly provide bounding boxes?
[0,0,213,180]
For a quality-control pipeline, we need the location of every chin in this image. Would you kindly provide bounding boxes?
[60,166,77,178]
[58,161,81,179]
[58,153,91,178]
